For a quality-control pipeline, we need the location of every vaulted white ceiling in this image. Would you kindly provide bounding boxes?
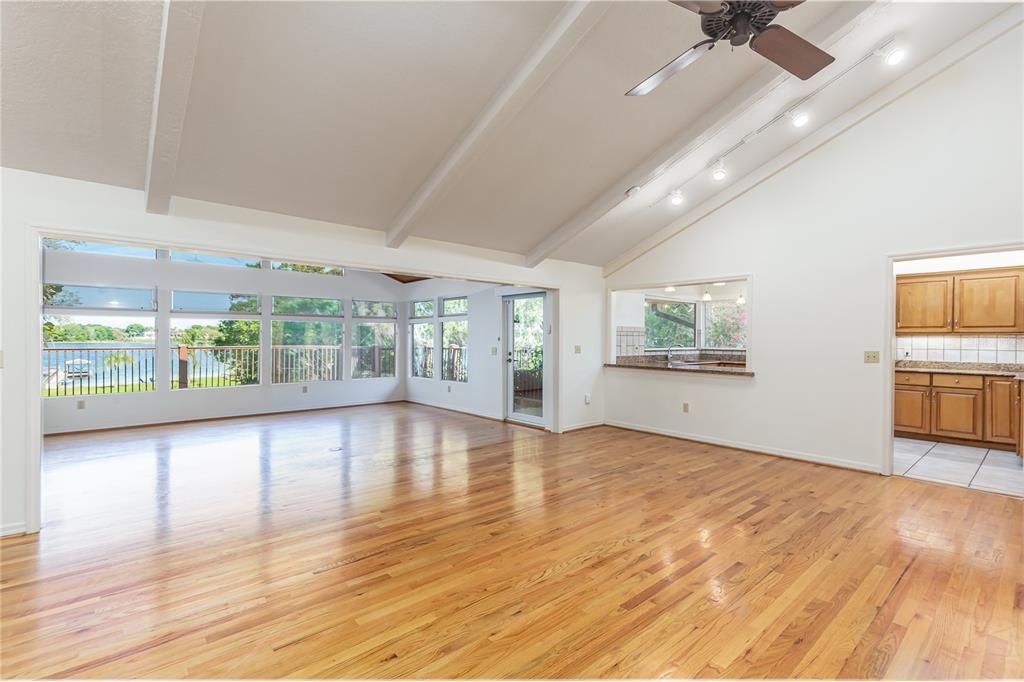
[2,1,1016,267]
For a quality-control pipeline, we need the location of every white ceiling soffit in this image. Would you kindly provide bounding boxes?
[172,1,566,231]
[0,1,163,189]
[548,1,1017,268]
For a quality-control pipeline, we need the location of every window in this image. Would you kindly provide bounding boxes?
[171,251,261,268]
[43,238,155,259]
[644,300,695,349]
[42,314,156,397]
[271,261,344,277]
[703,300,747,349]
[44,284,155,310]
[411,322,434,378]
[271,320,343,383]
[352,322,396,378]
[441,297,468,316]
[169,317,260,389]
[272,296,342,316]
[441,319,468,382]
[172,291,259,313]
[352,300,397,318]
[411,300,434,318]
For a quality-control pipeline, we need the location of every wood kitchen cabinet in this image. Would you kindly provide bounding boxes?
[895,371,1021,450]
[985,376,1019,444]
[896,267,1024,334]
[953,269,1024,333]
[930,386,984,441]
[895,274,953,333]
[894,385,930,434]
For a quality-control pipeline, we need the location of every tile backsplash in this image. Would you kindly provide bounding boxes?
[616,326,644,357]
[896,335,1024,364]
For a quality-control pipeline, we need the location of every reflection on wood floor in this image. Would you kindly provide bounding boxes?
[2,403,1021,678]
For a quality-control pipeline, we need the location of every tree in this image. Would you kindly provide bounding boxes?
[215,319,261,385]
[124,323,145,338]
[644,301,695,348]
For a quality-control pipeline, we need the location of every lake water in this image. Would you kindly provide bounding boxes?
[42,341,231,386]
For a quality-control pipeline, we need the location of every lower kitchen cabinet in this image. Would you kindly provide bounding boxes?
[985,376,1019,444]
[894,386,930,434]
[895,371,1020,449]
[930,387,984,440]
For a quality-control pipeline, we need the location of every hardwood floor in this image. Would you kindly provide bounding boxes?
[2,403,1021,678]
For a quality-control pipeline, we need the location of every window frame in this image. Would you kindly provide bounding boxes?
[351,320,398,379]
[351,300,398,319]
[440,318,469,383]
[642,297,697,351]
[440,296,468,317]
[170,290,261,315]
[410,320,435,379]
[43,284,157,312]
[701,300,748,351]
[271,295,344,317]
[410,299,435,319]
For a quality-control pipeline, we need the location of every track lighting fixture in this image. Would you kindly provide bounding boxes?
[670,190,684,206]
[711,159,727,182]
[702,290,712,301]
[875,38,907,67]
[736,293,746,305]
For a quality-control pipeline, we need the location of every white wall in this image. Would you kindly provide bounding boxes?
[605,24,1024,473]
[1,171,606,534]
[41,249,410,433]
[894,249,1024,275]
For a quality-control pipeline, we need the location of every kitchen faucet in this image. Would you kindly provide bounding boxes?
[667,345,685,362]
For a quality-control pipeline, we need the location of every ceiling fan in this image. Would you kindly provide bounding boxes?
[626,0,835,96]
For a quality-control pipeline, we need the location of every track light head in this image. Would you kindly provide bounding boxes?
[711,159,727,182]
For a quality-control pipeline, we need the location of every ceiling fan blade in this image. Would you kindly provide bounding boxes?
[750,25,834,80]
[766,1,805,10]
[669,1,727,15]
[625,39,715,96]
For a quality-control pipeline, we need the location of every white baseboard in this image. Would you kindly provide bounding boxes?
[1,522,27,537]
[604,420,883,474]
[560,420,605,433]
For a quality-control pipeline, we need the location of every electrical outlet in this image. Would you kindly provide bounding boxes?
[864,351,880,364]
[76,399,86,410]
[302,385,309,394]
[682,402,690,414]
[447,385,452,393]
[574,345,582,354]
[491,346,498,356]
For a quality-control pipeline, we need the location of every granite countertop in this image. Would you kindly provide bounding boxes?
[606,353,753,377]
[895,360,1024,379]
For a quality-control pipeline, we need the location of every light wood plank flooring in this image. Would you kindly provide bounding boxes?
[2,403,1021,678]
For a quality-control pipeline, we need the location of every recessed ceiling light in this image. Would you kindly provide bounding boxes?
[711,159,727,182]
[787,110,810,128]
[669,190,684,206]
[664,286,676,293]
[712,282,726,287]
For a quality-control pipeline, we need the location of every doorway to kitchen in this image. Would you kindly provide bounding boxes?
[891,249,1024,497]
[504,293,545,426]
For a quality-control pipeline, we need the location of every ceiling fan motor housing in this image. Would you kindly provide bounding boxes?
[701,1,779,45]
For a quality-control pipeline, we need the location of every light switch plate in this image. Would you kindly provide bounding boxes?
[864,351,880,364]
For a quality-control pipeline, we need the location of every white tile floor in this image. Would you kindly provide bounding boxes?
[894,437,1024,496]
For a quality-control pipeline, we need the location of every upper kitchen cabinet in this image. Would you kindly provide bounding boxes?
[953,268,1024,333]
[896,267,1024,334]
[895,274,953,334]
